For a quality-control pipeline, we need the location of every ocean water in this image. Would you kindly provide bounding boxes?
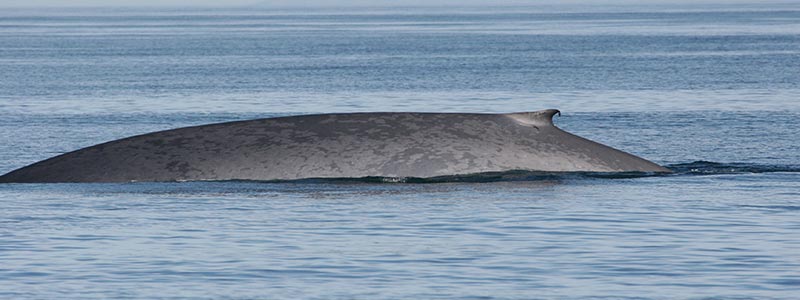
[2,4,800,299]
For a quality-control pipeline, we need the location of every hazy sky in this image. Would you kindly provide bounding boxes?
[0,0,793,7]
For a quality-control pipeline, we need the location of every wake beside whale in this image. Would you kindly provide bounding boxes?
[0,109,671,183]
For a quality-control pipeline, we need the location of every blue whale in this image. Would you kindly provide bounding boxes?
[0,109,670,182]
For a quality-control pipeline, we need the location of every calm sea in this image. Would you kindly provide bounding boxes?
[1,4,800,299]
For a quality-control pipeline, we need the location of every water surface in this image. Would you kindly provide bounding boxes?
[1,4,800,299]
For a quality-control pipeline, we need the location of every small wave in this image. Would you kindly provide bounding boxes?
[666,161,800,175]
[258,161,800,184]
[735,205,800,211]
[254,170,664,184]
[8,161,788,185]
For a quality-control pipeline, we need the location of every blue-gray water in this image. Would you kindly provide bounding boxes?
[2,5,800,299]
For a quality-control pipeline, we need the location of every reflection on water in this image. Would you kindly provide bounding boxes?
[2,172,800,299]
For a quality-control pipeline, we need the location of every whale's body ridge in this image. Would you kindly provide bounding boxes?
[0,109,670,183]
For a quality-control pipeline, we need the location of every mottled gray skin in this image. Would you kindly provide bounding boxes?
[0,109,670,183]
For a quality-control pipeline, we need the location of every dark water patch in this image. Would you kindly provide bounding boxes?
[245,170,667,184]
[667,161,800,175]
[48,234,120,241]
[4,161,798,186]
[220,162,800,184]
[767,278,800,286]
[0,271,50,277]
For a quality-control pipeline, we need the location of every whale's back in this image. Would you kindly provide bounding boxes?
[0,111,670,183]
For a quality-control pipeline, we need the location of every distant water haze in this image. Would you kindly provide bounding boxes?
[1,4,799,114]
[2,0,799,7]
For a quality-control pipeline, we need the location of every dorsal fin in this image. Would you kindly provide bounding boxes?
[505,109,561,127]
